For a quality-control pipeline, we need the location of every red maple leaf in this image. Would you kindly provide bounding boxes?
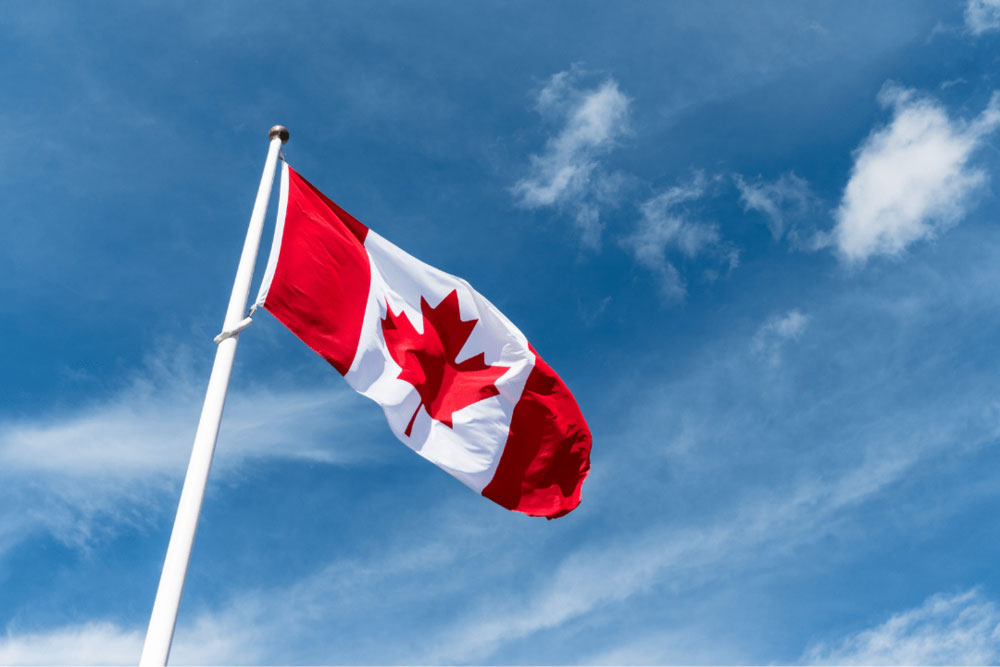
[380,289,510,437]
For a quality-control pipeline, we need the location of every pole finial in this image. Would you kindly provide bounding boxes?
[268,125,290,143]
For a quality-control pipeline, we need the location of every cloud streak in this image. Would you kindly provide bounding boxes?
[752,309,809,364]
[804,588,1000,665]
[423,442,975,663]
[0,623,142,666]
[0,508,498,665]
[0,437,955,666]
[0,348,380,556]
[413,244,1000,662]
[622,174,737,300]
[513,68,630,249]
[7,237,1000,664]
[736,171,820,248]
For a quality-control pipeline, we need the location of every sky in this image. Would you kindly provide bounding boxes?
[2,1,1000,664]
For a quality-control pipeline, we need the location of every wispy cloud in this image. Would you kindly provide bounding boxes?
[0,514,490,665]
[415,252,1000,662]
[735,172,820,248]
[423,444,967,664]
[621,173,737,300]
[0,623,142,666]
[513,67,631,249]
[2,436,949,666]
[8,241,1000,664]
[966,0,1000,34]
[833,83,1000,263]
[751,310,810,364]
[0,348,380,556]
[581,629,740,666]
[0,604,272,665]
[804,588,1000,665]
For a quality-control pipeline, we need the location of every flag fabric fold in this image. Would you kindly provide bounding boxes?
[256,162,591,518]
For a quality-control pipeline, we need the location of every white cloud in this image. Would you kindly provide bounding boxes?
[0,349,379,555]
[18,439,914,666]
[581,629,740,666]
[833,84,1000,263]
[752,309,810,364]
[0,519,482,665]
[0,609,264,665]
[420,444,951,663]
[736,172,818,246]
[966,0,1000,34]
[11,400,945,666]
[513,68,631,249]
[621,174,736,300]
[5,440,967,666]
[0,623,142,666]
[804,588,1000,665]
[9,245,1000,664]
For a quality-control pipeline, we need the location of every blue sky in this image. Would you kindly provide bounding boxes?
[3,1,1000,664]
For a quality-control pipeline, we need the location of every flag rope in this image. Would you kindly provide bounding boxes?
[213,315,254,344]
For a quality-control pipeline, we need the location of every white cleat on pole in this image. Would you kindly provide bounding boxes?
[139,126,289,667]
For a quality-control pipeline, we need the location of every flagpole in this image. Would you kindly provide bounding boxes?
[139,125,289,667]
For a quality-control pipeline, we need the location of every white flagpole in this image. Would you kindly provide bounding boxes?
[139,125,289,667]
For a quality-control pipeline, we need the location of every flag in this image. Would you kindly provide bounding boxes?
[255,162,591,518]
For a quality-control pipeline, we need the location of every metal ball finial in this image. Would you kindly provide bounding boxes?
[268,125,290,143]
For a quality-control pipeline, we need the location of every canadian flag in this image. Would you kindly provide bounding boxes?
[255,162,591,518]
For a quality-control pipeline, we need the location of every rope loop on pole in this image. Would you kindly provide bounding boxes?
[213,316,253,344]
